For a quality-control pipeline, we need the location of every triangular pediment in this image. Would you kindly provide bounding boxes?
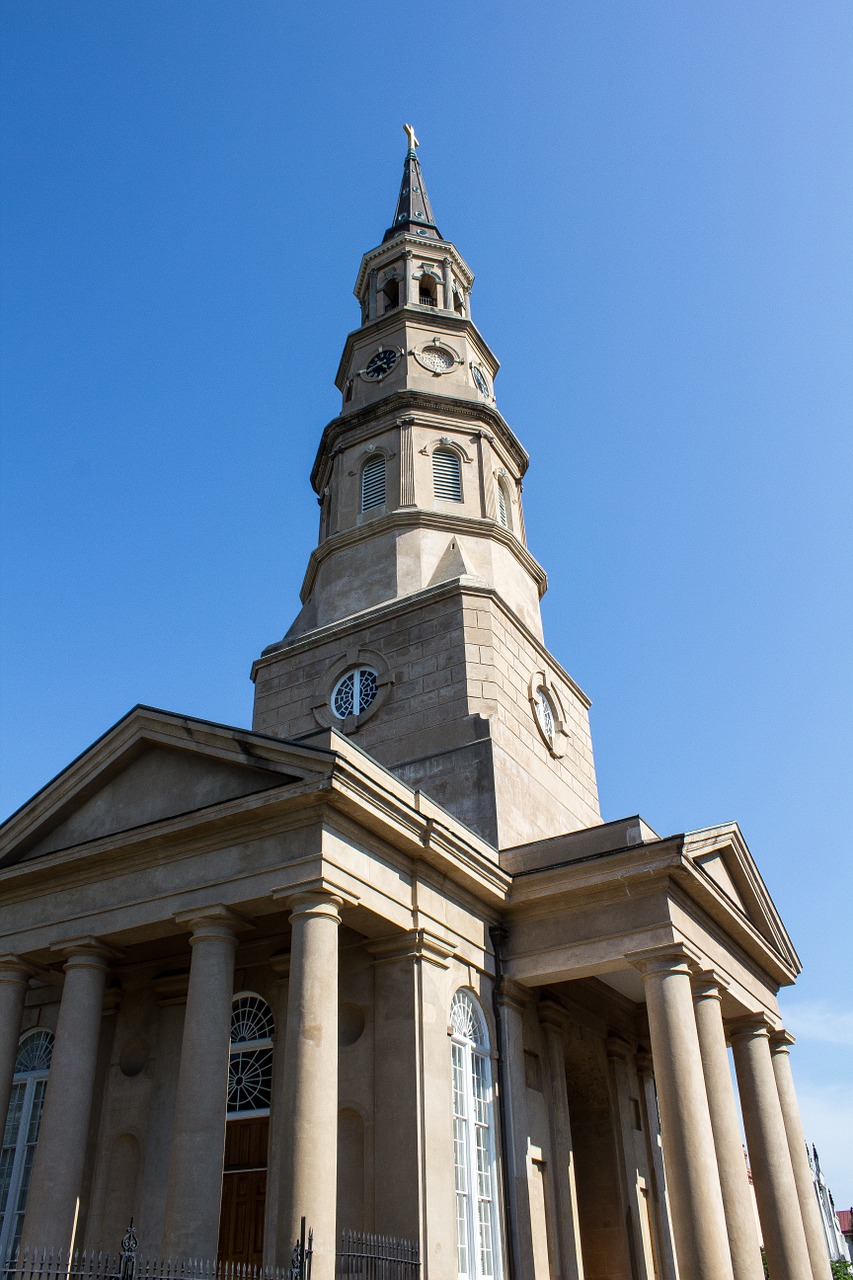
[0,706,333,867]
[683,822,800,973]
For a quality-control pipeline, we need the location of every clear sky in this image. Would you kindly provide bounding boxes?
[2,0,851,1202]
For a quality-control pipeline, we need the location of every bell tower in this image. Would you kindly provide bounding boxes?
[251,130,600,849]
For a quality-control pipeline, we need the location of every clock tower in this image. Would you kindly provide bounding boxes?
[251,131,600,848]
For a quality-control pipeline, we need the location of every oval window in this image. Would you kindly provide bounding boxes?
[332,667,379,719]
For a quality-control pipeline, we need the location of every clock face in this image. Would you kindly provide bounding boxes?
[363,349,399,381]
[472,365,490,397]
[420,346,455,373]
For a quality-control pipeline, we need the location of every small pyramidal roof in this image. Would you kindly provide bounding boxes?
[383,124,442,243]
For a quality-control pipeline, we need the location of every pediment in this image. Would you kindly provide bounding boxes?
[683,823,800,972]
[0,706,333,867]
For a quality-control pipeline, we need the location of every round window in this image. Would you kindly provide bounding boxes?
[534,686,555,745]
[332,667,379,719]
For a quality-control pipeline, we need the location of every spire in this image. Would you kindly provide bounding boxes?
[383,124,442,243]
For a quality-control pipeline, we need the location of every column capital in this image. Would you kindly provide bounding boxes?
[49,936,120,969]
[270,951,291,981]
[0,954,35,985]
[627,941,698,978]
[692,969,730,1002]
[727,1012,774,1045]
[366,928,456,969]
[768,1028,796,1054]
[174,903,248,942]
[272,875,359,916]
[496,976,530,1013]
[537,998,568,1035]
[605,1033,634,1064]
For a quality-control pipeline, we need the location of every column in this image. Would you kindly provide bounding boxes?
[770,1031,832,1280]
[692,974,764,1280]
[401,250,412,307]
[368,269,378,320]
[0,956,30,1135]
[729,1016,812,1280]
[263,954,291,1270]
[161,907,240,1261]
[442,258,453,310]
[497,978,535,1280]
[605,1036,653,1280]
[538,1004,584,1280]
[19,939,111,1254]
[635,1053,678,1280]
[276,889,342,1280]
[629,945,735,1280]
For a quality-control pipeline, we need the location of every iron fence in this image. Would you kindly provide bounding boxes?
[336,1232,419,1280]
[6,1220,416,1280]
[5,1220,310,1280]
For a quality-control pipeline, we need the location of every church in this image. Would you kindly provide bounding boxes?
[0,131,832,1280]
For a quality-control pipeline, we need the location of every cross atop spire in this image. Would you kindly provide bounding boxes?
[383,125,442,243]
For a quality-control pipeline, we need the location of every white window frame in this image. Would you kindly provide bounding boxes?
[331,667,379,720]
[0,1030,54,1263]
[450,992,502,1280]
[227,993,274,1120]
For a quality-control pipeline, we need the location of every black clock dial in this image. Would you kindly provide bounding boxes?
[363,349,399,380]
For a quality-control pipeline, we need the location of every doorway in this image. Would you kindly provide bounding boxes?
[218,1116,268,1265]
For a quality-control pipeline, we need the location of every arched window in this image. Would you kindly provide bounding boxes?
[450,991,501,1280]
[228,994,274,1118]
[332,667,378,719]
[381,278,399,312]
[433,448,463,503]
[361,453,386,511]
[418,275,437,307]
[0,1029,54,1261]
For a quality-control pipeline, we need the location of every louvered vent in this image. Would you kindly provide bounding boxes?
[433,448,462,502]
[497,484,508,528]
[361,454,386,511]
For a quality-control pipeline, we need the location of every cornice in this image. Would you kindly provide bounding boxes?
[353,234,474,296]
[296,507,547,605]
[311,389,527,490]
[253,577,592,712]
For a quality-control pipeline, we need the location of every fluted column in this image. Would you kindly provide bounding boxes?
[692,973,764,1280]
[0,956,30,1135]
[770,1031,832,1280]
[497,978,535,1280]
[276,889,342,1280]
[161,907,241,1261]
[19,939,112,1253]
[629,945,735,1280]
[729,1016,812,1280]
[538,1004,584,1280]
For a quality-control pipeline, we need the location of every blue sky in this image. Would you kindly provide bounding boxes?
[2,1,852,1200]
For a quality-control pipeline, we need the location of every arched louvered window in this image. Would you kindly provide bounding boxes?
[450,991,501,1280]
[228,994,274,1118]
[0,1030,55,1261]
[361,454,386,511]
[433,448,463,502]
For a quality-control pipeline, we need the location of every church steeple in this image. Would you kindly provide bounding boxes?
[383,125,442,243]
[251,130,601,849]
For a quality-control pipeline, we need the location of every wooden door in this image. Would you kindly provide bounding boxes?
[218,1117,269,1266]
